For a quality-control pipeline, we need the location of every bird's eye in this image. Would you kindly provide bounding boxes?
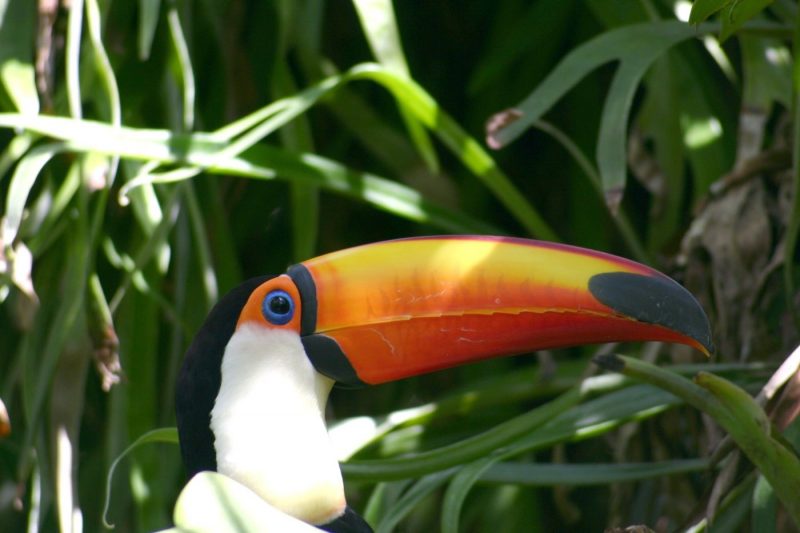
[262,290,295,325]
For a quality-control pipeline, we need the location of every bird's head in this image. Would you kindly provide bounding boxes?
[175,236,713,530]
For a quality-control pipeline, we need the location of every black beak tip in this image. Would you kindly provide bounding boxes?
[588,271,714,355]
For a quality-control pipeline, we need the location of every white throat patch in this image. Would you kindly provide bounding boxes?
[210,324,345,525]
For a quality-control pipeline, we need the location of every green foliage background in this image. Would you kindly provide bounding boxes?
[1,0,799,531]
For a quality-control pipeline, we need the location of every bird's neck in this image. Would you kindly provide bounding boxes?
[210,325,345,525]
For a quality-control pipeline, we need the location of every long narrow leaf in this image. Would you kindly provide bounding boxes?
[486,21,714,205]
[102,427,178,528]
[0,0,38,114]
[66,0,84,118]
[2,143,66,246]
[690,0,730,24]
[138,0,162,60]
[720,0,775,41]
[441,455,499,533]
[594,354,800,526]
[375,470,456,533]
[343,387,583,481]
[480,459,709,485]
[0,114,499,235]
[352,0,439,173]
[0,61,555,238]
[85,0,121,182]
[342,374,660,482]
[596,60,648,210]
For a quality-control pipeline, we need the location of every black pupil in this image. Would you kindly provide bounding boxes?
[270,295,291,315]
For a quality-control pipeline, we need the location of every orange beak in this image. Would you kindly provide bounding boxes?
[286,236,713,386]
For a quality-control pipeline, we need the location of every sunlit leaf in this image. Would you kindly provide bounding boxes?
[1,143,66,249]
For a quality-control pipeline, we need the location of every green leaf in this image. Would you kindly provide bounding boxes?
[486,21,713,207]
[342,376,682,482]
[695,372,769,431]
[182,184,219,303]
[138,0,162,60]
[0,114,500,236]
[374,471,455,533]
[720,0,775,41]
[343,386,584,481]
[689,0,730,24]
[480,459,709,485]
[85,0,120,125]
[242,145,500,235]
[751,474,777,532]
[441,456,498,533]
[0,132,34,179]
[596,60,646,210]
[348,378,686,529]
[486,22,705,149]
[1,143,65,246]
[102,427,178,528]
[696,372,800,526]
[65,0,84,118]
[85,0,121,183]
[0,0,38,114]
[108,186,182,311]
[740,36,792,109]
[352,0,439,172]
[686,473,756,530]
[362,481,412,527]
[166,4,196,129]
[352,0,410,77]
[594,355,800,527]
[348,69,554,238]
[512,383,680,452]
[0,62,556,238]
[0,131,502,239]
[438,383,691,532]
[17,189,93,500]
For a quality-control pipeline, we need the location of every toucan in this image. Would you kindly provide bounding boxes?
[175,236,713,532]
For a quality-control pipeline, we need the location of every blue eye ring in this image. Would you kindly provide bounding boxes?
[262,289,295,325]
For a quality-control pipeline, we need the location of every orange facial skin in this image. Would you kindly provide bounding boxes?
[237,275,303,334]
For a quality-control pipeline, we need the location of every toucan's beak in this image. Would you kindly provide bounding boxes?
[287,236,713,386]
